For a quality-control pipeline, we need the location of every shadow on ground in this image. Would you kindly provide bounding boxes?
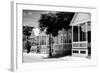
[43,54,71,59]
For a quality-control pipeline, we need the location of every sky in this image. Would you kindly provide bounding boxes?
[22,10,53,28]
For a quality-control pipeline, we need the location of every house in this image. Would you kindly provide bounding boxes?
[30,28,72,56]
[24,12,91,58]
[70,12,91,57]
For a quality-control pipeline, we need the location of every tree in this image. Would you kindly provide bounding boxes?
[23,26,34,41]
[23,26,34,53]
[39,12,74,57]
[23,26,33,36]
[56,12,75,31]
[39,13,57,56]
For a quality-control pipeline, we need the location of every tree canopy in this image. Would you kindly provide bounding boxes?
[23,26,34,36]
[39,12,74,37]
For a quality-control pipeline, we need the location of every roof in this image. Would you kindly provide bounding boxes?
[70,12,91,26]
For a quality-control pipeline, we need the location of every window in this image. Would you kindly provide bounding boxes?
[40,36,42,45]
[44,36,46,45]
[55,36,59,44]
[37,36,39,45]
[60,36,63,44]
[68,33,72,43]
[41,36,46,45]
[63,35,67,43]
[56,36,59,44]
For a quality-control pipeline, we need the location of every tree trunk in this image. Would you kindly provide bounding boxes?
[49,34,52,57]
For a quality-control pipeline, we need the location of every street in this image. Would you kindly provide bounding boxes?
[23,52,90,63]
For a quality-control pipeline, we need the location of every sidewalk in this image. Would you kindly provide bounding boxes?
[23,52,90,63]
[24,52,49,58]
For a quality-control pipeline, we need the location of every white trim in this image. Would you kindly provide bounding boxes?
[14,1,96,9]
[11,1,17,71]
[71,19,91,26]
[72,41,88,48]
[72,49,88,57]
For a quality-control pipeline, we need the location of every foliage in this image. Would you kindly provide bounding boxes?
[39,12,74,56]
[39,12,74,37]
[23,26,34,36]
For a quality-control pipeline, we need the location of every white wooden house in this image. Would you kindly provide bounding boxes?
[30,28,72,56]
[70,12,91,57]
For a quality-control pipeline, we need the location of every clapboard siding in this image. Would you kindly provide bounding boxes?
[53,44,72,56]
[38,43,72,56]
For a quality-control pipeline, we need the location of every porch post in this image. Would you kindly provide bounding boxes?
[72,26,73,55]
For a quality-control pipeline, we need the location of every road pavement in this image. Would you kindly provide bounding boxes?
[23,52,90,63]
